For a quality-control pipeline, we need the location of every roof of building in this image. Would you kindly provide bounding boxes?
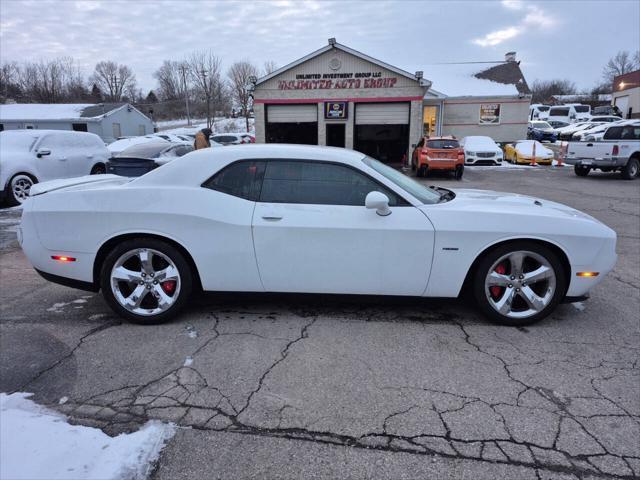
[0,103,128,121]
[613,69,640,93]
[552,94,612,102]
[255,40,429,87]
[423,61,531,98]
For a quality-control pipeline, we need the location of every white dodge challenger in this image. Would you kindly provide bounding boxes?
[18,145,617,326]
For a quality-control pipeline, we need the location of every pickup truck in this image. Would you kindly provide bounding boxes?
[564,121,640,179]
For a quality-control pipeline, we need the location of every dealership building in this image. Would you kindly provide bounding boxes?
[252,39,531,164]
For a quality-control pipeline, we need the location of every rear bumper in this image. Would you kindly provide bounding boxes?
[565,157,627,167]
[35,269,99,292]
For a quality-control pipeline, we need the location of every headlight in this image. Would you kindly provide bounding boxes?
[465,151,474,156]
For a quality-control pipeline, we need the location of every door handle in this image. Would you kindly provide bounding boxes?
[261,215,283,221]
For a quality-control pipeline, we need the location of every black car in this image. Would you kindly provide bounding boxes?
[106,142,194,177]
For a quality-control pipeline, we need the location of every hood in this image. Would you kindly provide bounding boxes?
[29,174,131,196]
[430,188,603,223]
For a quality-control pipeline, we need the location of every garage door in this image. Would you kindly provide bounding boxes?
[267,104,317,123]
[355,103,409,125]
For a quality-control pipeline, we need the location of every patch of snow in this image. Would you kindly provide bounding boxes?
[88,313,107,321]
[572,302,586,311]
[58,397,68,405]
[184,356,193,367]
[72,299,87,304]
[185,325,198,339]
[0,104,93,121]
[0,392,175,480]
[423,62,521,97]
[46,302,68,313]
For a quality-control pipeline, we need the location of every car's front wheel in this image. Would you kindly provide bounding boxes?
[473,242,566,326]
[100,238,193,324]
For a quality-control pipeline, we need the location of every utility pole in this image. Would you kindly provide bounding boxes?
[200,69,211,129]
[180,64,191,126]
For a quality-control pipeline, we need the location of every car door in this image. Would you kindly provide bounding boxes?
[31,134,72,181]
[252,160,435,296]
[65,133,98,176]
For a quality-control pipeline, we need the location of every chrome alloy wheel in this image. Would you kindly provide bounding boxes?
[110,248,181,316]
[484,250,556,319]
[11,175,34,203]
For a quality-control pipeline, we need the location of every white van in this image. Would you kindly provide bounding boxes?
[529,104,551,120]
[547,105,586,127]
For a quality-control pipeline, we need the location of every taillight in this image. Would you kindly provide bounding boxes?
[612,145,619,156]
[51,255,76,262]
[421,149,428,154]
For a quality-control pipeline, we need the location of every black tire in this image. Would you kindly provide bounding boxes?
[574,165,590,177]
[621,157,639,180]
[472,241,566,326]
[454,165,464,180]
[100,238,193,324]
[416,165,428,178]
[90,163,106,175]
[6,173,36,206]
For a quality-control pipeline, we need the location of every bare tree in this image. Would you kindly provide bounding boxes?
[90,61,137,102]
[262,60,277,76]
[530,79,577,104]
[602,50,640,84]
[0,61,21,101]
[154,60,188,100]
[228,61,258,131]
[187,50,222,129]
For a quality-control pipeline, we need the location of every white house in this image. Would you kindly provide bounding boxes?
[0,103,155,144]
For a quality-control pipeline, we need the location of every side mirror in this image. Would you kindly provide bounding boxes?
[365,191,391,217]
[36,148,51,158]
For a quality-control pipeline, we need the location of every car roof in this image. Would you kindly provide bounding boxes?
[132,144,368,187]
[116,141,177,158]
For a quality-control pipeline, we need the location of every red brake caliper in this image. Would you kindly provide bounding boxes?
[161,280,177,295]
[490,263,506,299]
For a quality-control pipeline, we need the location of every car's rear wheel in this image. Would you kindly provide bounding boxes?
[473,242,566,326]
[416,165,427,178]
[574,165,590,177]
[100,238,192,324]
[454,165,464,180]
[90,163,106,175]
[7,173,36,206]
[621,157,639,180]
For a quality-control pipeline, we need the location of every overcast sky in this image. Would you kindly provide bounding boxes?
[1,0,638,93]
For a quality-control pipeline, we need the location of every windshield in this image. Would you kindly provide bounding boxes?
[531,122,551,129]
[426,139,459,149]
[538,106,550,112]
[362,156,441,205]
[549,108,569,117]
[574,106,590,113]
[116,142,169,159]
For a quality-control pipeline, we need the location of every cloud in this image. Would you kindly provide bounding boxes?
[473,2,556,47]
[501,0,524,10]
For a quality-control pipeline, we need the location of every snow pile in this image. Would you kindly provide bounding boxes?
[161,116,255,135]
[1,393,175,480]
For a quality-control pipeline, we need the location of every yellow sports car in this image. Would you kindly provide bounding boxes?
[504,140,554,165]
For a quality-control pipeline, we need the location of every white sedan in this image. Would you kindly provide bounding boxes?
[19,145,617,326]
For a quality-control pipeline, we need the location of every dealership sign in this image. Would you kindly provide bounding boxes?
[324,102,348,119]
[278,72,398,90]
[479,104,501,124]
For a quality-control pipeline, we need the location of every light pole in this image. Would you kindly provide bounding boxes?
[180,64,191,126]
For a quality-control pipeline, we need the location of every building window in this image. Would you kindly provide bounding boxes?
[112,123,122,139]
[423,106,438,136]
[0,124,4,132]
[25,124,34,129]
[72,123,88,132]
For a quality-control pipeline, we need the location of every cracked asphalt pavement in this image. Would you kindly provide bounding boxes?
[1,166,638,479]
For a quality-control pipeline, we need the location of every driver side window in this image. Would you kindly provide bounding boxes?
[259,160,405,206]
